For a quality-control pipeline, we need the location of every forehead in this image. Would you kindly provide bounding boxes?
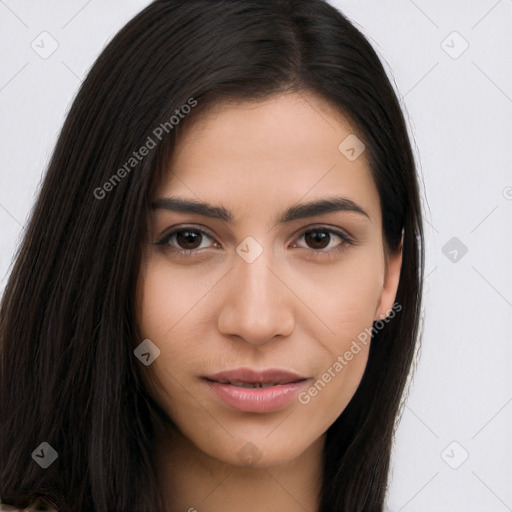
[155,91,381,226]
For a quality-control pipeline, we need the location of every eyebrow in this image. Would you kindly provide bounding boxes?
[151,196,370,224]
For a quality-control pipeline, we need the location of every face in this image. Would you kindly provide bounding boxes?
[136,91,402,469]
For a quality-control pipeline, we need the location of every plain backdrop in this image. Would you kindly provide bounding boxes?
[1,1,511,511]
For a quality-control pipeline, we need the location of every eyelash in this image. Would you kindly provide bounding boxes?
[155,225,354,260]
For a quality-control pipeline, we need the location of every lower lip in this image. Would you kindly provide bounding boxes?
[204,379,308,413]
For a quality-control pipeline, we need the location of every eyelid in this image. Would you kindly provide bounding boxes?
[291,223,353,244]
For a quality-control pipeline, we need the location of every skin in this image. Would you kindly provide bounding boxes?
[136,91,402,512]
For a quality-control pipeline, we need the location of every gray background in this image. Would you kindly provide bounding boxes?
[1,1,511,510]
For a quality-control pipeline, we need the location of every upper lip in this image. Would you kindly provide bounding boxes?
[204,368,307,385]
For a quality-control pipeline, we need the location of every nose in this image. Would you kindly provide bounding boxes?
[217,247,296,346]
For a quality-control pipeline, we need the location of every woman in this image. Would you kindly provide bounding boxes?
[0,0,424,510]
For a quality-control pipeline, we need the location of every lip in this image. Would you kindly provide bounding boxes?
[203,367,309,413]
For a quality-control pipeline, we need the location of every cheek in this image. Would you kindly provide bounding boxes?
[294,247,385,338]
[137,259,211,335]
[136,260,207,397]
[291,250,383,421]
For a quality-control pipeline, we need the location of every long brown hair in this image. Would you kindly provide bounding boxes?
[0,1,424,510]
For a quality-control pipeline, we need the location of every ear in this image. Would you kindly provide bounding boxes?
[374,237,403,321]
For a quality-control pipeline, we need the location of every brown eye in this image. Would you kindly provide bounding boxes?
[296,228,349,252]
[156,227,216,255]
[175,230,204,250]
[303,230,332,250]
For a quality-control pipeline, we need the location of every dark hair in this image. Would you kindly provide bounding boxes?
[0,0,424,510]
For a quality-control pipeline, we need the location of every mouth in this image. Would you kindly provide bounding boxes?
[209,380,303,389]
[204,367,308,387]
[203,368,310,413]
